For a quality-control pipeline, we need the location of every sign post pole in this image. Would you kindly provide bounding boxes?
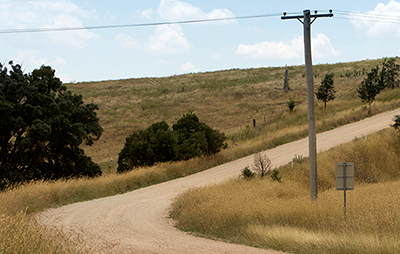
[336,162,354,221]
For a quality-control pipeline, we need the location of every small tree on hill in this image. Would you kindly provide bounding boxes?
[316,73,336,109]
[383,57,400,89]
[252,153,272,178]
[357,66,384,106]
[0,62,102,189]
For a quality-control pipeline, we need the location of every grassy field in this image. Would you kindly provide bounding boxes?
[2,57,400,253]
[68,58,392,170]
[170,128,400,253]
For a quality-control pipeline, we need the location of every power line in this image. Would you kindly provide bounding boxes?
[333,9,400,23]
[0,13,282,34]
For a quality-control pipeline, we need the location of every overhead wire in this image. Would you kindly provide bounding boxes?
[333,9,400,24]
[1,9,399,35]
[0,13,282,34]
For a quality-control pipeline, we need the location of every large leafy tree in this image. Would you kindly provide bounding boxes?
[315,73,336,109]
[0,62,102,189]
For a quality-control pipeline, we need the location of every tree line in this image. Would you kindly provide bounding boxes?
[315,57,400,109]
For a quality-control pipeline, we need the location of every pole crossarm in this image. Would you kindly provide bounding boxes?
[281,13,333,20]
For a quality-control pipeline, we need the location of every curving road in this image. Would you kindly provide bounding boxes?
[39,108,400,253]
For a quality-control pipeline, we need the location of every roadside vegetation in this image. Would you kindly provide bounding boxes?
[2,57,400,253]
[170,128,400,254]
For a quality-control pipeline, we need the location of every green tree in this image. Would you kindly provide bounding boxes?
[172,112,227,160]
[287,95,296,112]
[117,121,177,172]
[315,73,336,109]
[391,115,400,133]
[117,112,227,172]
[357,66,384,106]
[382,57,400,89]
[0,62,102,189]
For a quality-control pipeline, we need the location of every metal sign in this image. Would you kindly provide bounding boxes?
[336,162,354,190]
[335,162,354,220]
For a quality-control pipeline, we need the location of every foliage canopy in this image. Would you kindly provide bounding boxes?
[316,73,336,109]
[0,62,102,189]
[117,112,227,172]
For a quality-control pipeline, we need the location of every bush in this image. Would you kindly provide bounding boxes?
[287,95,296,112]
[117,112,227,172]
[241,167,255,180]
[117,121,177,172]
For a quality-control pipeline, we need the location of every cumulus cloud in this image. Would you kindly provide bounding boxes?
[179,62,198,72]
[141,8,154,19]
[0,0,98,49]
[157,0,235,22]
[14,49,47,67]
[210,52,223,59]
[44,14,99,49]
[148,24,190,54]
[350,0,400,37]
[115,33,142,49]
[236,33,339,59]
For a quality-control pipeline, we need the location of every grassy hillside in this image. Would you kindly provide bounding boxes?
[170,128,400,254]
[2,57,400,253]
[67,58,393,170]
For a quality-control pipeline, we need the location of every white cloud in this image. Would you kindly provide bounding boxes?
[236,33,339,59]
[0,0,98,49]
[179,62,198,72]
[141,8,154,19]
[14,49,47,67]
[312,33,340,58]
[58,73,72,83]
[157,0,235,23]
[115,33,142,49]
[153,59,174,65]
[350,0,400,37]
[210,52,223,59]
[44,14,99,49]
[54,56,66,64]
[236,37,303,59]
[148,24,190,54]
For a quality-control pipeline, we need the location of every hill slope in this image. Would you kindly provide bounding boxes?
[67,58,398,169]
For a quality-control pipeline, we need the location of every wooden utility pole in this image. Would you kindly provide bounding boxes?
[282,10,333,200]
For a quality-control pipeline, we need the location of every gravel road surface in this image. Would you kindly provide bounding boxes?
[39,108,400,253]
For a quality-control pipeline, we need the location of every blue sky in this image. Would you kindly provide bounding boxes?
[0,0,400,82]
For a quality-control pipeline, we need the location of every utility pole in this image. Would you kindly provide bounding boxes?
[282,10,333,200]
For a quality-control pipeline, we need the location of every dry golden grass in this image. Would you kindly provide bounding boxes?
[0,210,89,253]
[2,58,400,253]
[170,128,400,253]
[68,58,389,168]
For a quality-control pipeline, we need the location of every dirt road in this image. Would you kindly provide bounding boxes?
[39,108,400,253]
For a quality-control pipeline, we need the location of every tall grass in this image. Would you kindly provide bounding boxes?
[0,210,90,253]
[170,128,400,253]
[71,58,388,167]
[2,58,399,253]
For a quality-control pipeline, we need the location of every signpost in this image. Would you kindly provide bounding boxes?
[336,162,354,220]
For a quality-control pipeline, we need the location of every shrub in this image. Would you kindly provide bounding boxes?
[287,95,296,112]
[117,121,177,172]
[241,167,255,180]
[118,112,227,172]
